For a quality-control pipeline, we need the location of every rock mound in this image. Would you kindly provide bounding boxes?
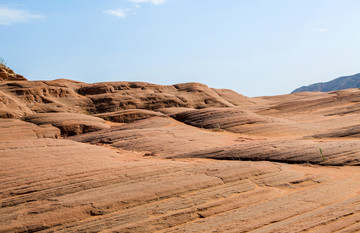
[170,107,304,136]
[94,109,165,123]
[312,124,360,138]
[5,76,360,232]
[0,80,92,116]
[0,90,32,118]
[172,107,268,130]
[0,80,255,118]
[0,64,27,81]
[156,107,195,115]
[173,139,360,166]
[71,117,239,156]
[79,82,236,113]
[213,88,256,106]
[24,112,110,136]
[0,119,60,140]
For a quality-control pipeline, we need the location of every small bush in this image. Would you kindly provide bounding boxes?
[319,148,325,161]
[0,57,7,67]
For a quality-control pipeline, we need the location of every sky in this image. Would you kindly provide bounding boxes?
[0,0,360,97]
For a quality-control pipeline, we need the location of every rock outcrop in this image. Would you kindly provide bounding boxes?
[0,80,92,117]
[94,109,165,123]
[3,119,360,232]
[80,82,236,113]
[172,107,269,129]
[24,112,110,136]
[71,116,239,156]
[0,119,60,140]
[0,64,27,81]
[4,76,360,232]
[0,80,252,118]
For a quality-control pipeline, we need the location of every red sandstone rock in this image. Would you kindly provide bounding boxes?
[0,79,92,116]
[0,80,249,118]
[24,112,110,136]
[71,116,240,156]
[94,109,165,123]
[3,78,360,232]
[0,119,60,140]
[0,64,27,81]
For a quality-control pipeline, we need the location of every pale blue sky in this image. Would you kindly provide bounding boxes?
[0,0,360,96]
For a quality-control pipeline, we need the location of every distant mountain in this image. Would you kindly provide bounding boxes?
[292,73,360,93]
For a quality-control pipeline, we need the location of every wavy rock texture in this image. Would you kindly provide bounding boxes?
[0,80,250,118]
[24,112,110,136]
[170,107,304,137]
[172,107,269,129]
[0,80,92,117]
[3,134,360,232]
[80,82,237,113]
[2,76,360,232]
[0,119,60,140]
[71,117,240,156]
[172,139,360,166]
[0,64,27,82]
[94,109,165,123]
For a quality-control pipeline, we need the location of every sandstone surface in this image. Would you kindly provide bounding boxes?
[71,116,240,156]
[0,80,250,118]
[2,77,360,232]
[0,64,27,82]
[94,109,165,123]
[0,119,60,140]
[24,112,110,136]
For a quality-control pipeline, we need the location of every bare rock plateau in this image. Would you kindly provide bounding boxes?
[2,70,360,232]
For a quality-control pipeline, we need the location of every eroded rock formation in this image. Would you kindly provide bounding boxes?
[0,64,27,81]
[2,74,360,232]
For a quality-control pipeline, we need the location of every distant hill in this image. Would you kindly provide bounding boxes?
[292,73,360,93]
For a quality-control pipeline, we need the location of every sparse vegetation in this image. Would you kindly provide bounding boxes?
[211,123,224,132]
[319,148,325,161]
[0,57,7,67]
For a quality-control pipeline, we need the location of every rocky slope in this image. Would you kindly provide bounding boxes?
[3,68,360,232]
[3,120,360,232]
[292,73,360,93]
[0,79,253,119]
[0,64,27,81]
